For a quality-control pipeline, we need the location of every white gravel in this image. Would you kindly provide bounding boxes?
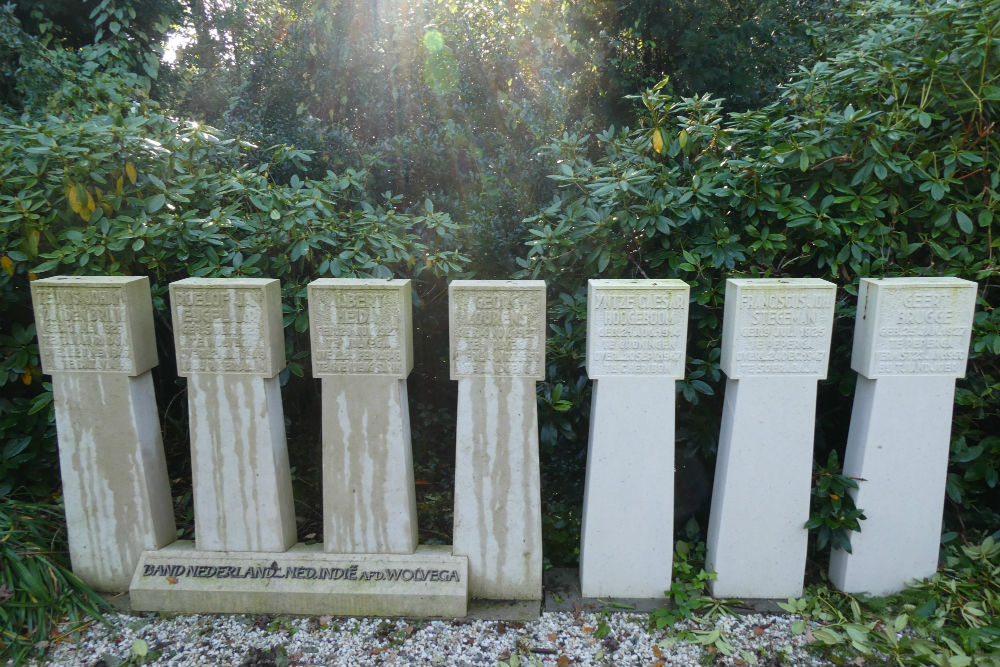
[24,610,835,666]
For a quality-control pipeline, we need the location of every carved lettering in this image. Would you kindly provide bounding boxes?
[32,285,134,372]
[450,284,545,378]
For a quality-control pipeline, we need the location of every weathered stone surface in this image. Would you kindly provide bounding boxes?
[308,279,413,378]
[706,377,818,599]
[449,280,546,379]
[851,277,977,378]
[830,278,977,596]
[453,376,543,600]
[31,276,157,375]
[720,278,835,378]
[187,373,296,552]
[586,279,689,379]
[130,542,468,617]
[321,376,418,554]
[580,376,677,598]
[170,278,285,377]
[829,376,957,595]
[52,372,176,591]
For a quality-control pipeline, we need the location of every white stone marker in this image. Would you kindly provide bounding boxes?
[450,280,546,600]
[31,276,175,591]
[308,279,418,554]
[706,278,836,598]
[829,277,977,595]
[580,279,689,598]
[170,278,296,552]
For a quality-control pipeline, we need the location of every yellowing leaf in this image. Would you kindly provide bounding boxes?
[678,129,689,149]
[125,163,137,185]
[22,371,32,386]
[86,190,95,212]
[116,175,124,196]
[652,128,664,154]
[68,184,83,214]
[1,255,13,275]
[28,272,37,281]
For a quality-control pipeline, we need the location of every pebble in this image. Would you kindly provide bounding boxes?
[23,610,836,666]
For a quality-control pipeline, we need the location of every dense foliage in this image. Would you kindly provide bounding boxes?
[520,0,1000,550]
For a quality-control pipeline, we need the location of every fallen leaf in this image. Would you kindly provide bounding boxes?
[582,626,595,633]
[734,660,746,666]
[557,656,570,667]
[166,576,178,584]
[651,660,665,667]
[653,645,662,658]
[548,633,558,642]
[753,625,764,636]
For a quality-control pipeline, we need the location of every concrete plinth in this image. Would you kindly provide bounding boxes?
[130,541,468,617]
[829,277,977,595]
[829,376,956,594]
[321,376,417,554]
[52,372,175,591]
[31,276,175,592]
[187,373,296,552]
[580,376,676,598]
[706,377,818,599]
[453,376,543,600]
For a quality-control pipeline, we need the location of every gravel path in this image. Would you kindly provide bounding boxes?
[25,610,835,666]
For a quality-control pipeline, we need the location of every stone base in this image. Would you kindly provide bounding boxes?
[580,377,675,598]
[706,377,816,599]
[829,376,956,596]
[130,542,468,617]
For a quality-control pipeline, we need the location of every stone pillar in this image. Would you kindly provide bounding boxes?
[580,279,689,598]
[308,279,418,554]
[450,280,546,600]
[30,276,175,591]
[829,277,977,595]
[706,278,836,598]
[170,278,295,552]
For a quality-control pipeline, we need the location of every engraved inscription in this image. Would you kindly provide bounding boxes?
[872,289,969,375]
[140,561,461,583]
[452,288,545,377]
[312,289,403,375]
[734,290,831,375]
[173,287,270,374]
[33,286,132,372]
[589,288,687,376]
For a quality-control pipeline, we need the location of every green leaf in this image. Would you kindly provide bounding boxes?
[132,639,148,658]
[956,210,973,234]
[146,193,166,213]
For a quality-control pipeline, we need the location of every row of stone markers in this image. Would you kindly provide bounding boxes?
[30,275,976,617]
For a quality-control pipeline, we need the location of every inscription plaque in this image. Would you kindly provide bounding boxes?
[31,276,157,375]
[449,280,546,379]
[721,278,836,378]
[851,277,976,378]
[308,279,413,377]
[170,278,284,377]
[586,279,689,378]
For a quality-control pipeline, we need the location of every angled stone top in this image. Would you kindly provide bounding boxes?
[721,278,836,379]
[308,279,414,378]
[852,277,977,378]
[31,276,157,375]
[170,278,285,377]
[586,279,690,379]
[449,280,546,380]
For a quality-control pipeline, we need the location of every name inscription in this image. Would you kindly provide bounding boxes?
[33,286,133,372]
[172,285,273,375]
[450,282,545,379]
[722,280,836,378]
[309,282,410,376]
[587,280,689,378]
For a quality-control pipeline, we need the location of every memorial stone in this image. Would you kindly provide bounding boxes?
[829,278,977,595]
[31,276,175,591]
[707,278,835,598]
[450,280,545,600]
[308,279,418,554]
[580,279,689,598]
[169,278,295,552]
